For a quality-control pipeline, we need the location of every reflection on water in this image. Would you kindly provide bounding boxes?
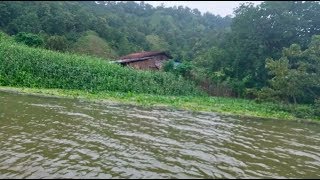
[0,91,319,178]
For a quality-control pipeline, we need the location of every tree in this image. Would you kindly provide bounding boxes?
[225,1,320,90]
[14,32,44,47]
[71,31,118,59]
[145,34,169,51]
[261,35,320,104]
[45,35,69,52]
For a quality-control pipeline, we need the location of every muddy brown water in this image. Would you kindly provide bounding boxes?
[0,91,319,178]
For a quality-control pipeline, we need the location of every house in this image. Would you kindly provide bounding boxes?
[115,51,172,70]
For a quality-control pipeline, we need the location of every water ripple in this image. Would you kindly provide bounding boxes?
[0,91,320,178]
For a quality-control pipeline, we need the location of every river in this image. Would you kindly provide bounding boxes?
[0,91,319,178]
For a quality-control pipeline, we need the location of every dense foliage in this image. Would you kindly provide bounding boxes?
[0,1,320,112]
[258,36,320,105]
[0,1,231,59]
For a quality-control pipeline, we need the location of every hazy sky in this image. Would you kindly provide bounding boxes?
[136,1,263,17]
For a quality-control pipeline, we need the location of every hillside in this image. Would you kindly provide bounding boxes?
[0,1,320,112]
[0,1,231,60]
[0,33,201,96]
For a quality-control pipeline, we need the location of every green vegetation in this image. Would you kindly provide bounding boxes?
[0,1,320,120]
[0,1,231,58]
[44,35,69,52]
[0,35,201,96]
[257,38,320,105]
[0,86,319,122]
[14,32,44,47]
[70,31,118,59]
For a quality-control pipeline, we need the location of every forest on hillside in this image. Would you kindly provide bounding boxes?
[0,1,320,109]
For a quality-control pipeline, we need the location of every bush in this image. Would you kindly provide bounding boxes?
[176,61,193,78]
[292,105,315,119]
[14,32,44,47]
[256,87,280,103]
[0,31,8,41]
[45,35,69,52]
[244,88,258,99]
[314,98,320,117]
[70,31,118,59]
[163,60,175,72]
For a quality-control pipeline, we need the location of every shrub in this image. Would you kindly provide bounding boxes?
[163,60,175,72]
[314,98,320,117]
[292,105,315,119]
[14,32,44,47]
[45,35,69,52]
[70,31,118,59]
[256,87,281,103]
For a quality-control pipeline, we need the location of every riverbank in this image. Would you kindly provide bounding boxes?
[1,86,319,122]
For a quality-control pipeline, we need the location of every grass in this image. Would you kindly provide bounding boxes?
[1,86,319,122]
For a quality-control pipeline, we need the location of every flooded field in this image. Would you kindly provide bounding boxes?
[0,91,319,178]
